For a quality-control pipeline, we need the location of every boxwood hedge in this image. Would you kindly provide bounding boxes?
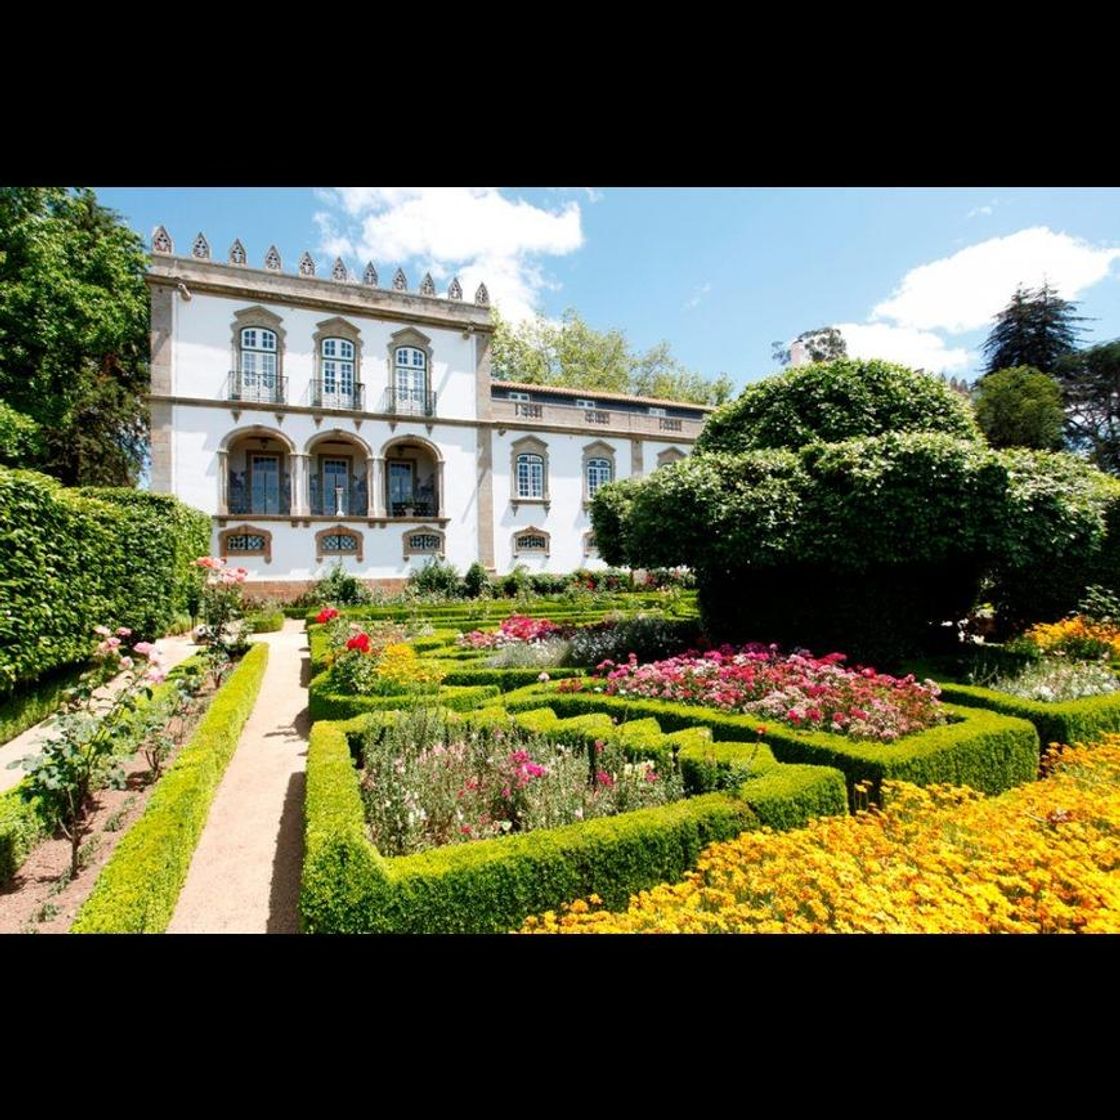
[0,468,209,695]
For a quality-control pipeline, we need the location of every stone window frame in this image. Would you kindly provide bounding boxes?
[581,439,616,505]
[312,316,363,408]
[388,326,434,406]
[510,434,550,511]
[402,528,446,560]
[512,526,550,557]
[656,446,686,469]
[583,530,598,557]
[315,525,364,563]
[218,523,272,564]
[231,306,287,382]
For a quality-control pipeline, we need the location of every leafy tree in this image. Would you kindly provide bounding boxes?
[1055,340,1120,474]
[771,326,847,368]
[982,283,1086,375]
[0,187,149,485]
[973,366,1065,450]
[491,307,732,406]
[697,358,980,456]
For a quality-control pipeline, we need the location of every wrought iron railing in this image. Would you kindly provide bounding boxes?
[227,471,291,515]
[382,387,437,417]
[309,475,369,516]
[227,369,287,405]
[311,379,365,411]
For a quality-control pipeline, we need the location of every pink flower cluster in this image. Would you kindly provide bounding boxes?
[586,645,945,742]
[457,615,566,649]
[195,556,249,585]
[92,625,167,684]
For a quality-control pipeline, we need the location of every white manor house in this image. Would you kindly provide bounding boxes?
[146,228,711,596]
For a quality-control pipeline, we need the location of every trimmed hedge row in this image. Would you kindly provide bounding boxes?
[0,654,210,887]
[246,610,285,633]
[497,685,1041,802]
[301,720,761,934]
[0,660,110,747]
[71,643,269,933]
[937,682,1120,747]
[0,469,209,694]
[307,672,500,721]
[301,700,850,933]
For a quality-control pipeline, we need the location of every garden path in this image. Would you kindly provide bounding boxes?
[168,620,308,933]
[0,633,201,795]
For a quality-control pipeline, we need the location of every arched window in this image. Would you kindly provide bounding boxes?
[516,452,545,499]
[513,527,550,556]
[321,337,355,408]
[239,327,278,402]
[586,457,612,498]
[394,346,428,413]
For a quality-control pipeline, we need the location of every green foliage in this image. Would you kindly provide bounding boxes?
[462,562,491,599]
[937,681,1120,750]
[696,358,981,455]
[0,187,150,485]
[0,401,42,466]
[490,306,733,406]
[245,610,285,633]
[982,283,1085,375]
[0,787,49,885]
[498,685,1040,803]
[307,672,500,721]
[1056,339,1120,474]
[0,661,108,747]
[974,366,1065,450]
[0,467,210,694]
[71,644,268,932]
[407,556,462,598]
[297,561,373,606]
[300,719,758,933]
[737,765,850,830]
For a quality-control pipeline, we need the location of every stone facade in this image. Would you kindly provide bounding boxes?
[146,233,710,595]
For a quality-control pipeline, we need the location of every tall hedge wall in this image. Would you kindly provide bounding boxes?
[0,467,210,695]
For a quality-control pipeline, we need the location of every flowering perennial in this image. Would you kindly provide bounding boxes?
[524,737,1120,934]
[576,645,944,741]
[457,615,567,650]
[1019,615,1120,661]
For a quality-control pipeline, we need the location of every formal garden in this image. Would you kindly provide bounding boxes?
[3,358,1120,933]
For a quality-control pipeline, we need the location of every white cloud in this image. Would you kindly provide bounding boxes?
[836,322,972,374]
[684,281,711,310]
[966,204,993,218]
[873,227,1120,333]
[314,187,583,323]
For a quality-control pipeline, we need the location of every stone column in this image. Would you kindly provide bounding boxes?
[630,438,644,479]
[291,453,309,516]
[437,459,446,519]
[476,428,495,570]
[217,449,229,514]
[371,457,386,517]
[366,457,376,518]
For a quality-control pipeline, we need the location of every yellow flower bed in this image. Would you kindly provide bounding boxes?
[377,643,447,689]
[523,737,1120,934]
[1022,616,1120,660]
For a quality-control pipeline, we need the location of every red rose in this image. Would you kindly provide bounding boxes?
[346,632,372,653]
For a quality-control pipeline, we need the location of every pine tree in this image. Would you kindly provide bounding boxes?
[981,283,1086,375]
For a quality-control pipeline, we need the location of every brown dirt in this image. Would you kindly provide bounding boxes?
[0,686,215,934]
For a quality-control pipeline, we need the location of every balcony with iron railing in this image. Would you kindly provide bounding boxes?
[309,474,369,517]
[492,398,705,438]
[311,378,365,412]
[227,369,288,405]
[381,387,438,417]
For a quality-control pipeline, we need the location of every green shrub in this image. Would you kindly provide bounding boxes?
[498,685,1040,804]
[0,402,43,467]
[937,681,1120,748]
[695,357,981,455]
[408,556,463,598]
[297,561,373,606]
[246,610,285,633]
[300,720,760,934]
[0,660,102,747]
[737,765,849,831]
[307,672,500,721]
[71,643,269,932]
[0,468,209,694]
[462,562,491,599]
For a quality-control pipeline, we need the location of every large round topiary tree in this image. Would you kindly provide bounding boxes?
[593,358,1120,665]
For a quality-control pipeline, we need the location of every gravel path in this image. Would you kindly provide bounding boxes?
[167,621,309,934]
[0,633,202,795]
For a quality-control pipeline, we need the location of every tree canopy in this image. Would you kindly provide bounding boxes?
[1056,340,1120,473]
[973,366,1066,451]
[0,187,149,485]
[771,325,847,368]
[982,283,1086,375]
[491,307,734,406]
[695,357,981,455]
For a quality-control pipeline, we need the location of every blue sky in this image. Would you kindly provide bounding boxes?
[97,187,1120,389]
